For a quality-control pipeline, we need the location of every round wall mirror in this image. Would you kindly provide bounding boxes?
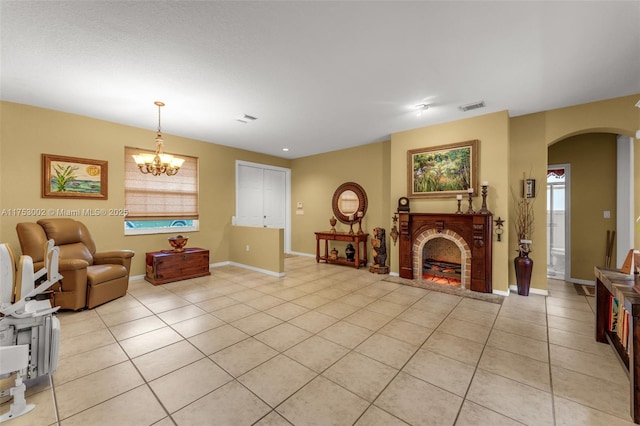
[332,182,368,223]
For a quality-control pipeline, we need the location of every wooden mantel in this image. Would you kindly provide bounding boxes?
[398,212,493,293]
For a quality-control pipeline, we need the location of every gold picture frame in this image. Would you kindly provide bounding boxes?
[407,140,478,198]
[42,154,108,199]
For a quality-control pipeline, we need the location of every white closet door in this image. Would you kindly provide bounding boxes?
[263,169,286,228]
[236,164,264,227]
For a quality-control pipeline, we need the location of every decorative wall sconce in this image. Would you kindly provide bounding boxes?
[494,217,504,241]
[523,178,536,198]
[390,214,399,246]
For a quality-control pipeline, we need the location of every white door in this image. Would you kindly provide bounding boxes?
[263,169,286,228]
[236,164,264,227]
[236,161,291,251]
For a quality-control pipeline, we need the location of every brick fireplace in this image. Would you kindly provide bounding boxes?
[398,212,493,293]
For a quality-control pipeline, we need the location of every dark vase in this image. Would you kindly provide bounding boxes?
[345,244,356,262]
[514,252,533,296]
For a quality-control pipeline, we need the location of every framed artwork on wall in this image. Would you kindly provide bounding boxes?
[407,139,478,198]
[42,154,108,199]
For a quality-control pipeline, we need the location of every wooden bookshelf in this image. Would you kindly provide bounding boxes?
[595,267,640,423]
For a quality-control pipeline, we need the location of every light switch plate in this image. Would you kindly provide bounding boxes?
[604,210,611,219]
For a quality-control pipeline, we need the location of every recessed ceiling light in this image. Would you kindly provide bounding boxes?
[282,148,289,152]
[415,104,429,117]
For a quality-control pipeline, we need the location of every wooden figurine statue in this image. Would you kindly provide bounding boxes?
[369,227,389,274]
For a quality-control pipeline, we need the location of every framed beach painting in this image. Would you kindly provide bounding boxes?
[42,154,108,199]
[407,140,478,198]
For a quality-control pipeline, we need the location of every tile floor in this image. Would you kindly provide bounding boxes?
[1,256,636,425]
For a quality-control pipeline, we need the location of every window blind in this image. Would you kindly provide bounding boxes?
[124,147,199,219]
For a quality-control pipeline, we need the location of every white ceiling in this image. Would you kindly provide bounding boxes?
[2,1,639,159]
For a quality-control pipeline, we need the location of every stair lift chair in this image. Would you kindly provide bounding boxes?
[16,219,135,310]
[0,240,62,421]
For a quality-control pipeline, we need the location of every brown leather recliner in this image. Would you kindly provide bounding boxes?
[16,218,134,310]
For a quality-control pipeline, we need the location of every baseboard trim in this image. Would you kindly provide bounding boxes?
[223,261,286,278]
[508,284,549,296]
[288,251,315,258]
[567,277,596,286]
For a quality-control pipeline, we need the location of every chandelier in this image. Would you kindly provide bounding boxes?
[132,101,185,176]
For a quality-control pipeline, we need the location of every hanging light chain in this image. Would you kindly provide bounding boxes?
[156,101,164,135]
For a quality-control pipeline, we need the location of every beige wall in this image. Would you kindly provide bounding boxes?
[637,138,640,250]
[548,134,618,280]
[290,141,390,257]
[545,96,639,144]
[229,226,284,274]
[0,102,290,276]
[510,94,639,290]
[2,94,639,293]
[509,112,547,291]
[390,111,511,293]
[636,102,640,250]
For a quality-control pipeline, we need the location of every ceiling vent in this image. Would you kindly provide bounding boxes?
[236,114,258,123]
[458,101,486,112]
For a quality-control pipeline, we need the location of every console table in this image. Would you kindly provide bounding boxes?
[595,267,640,423]
[315,232,368,269]
[145,248,211,285]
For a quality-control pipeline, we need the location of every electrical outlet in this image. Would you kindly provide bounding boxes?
[246,245,250,251]
[604,210,611,219]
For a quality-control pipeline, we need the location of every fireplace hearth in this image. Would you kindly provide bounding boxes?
[398,212,493,293]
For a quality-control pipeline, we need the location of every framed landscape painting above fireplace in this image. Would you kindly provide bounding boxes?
[407,139,478,198]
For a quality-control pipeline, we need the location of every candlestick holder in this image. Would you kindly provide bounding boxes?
[329,216,337,233]
[478,184,492,214]
[455,198,463,214]
[466,191,475,214]
[357,217,364,235]
[348,220,355,235]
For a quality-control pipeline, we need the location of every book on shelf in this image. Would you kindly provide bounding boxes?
[622,310,630,350]
[616,290,625,339]
[609,287,632,352]
[610,294,619,333]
